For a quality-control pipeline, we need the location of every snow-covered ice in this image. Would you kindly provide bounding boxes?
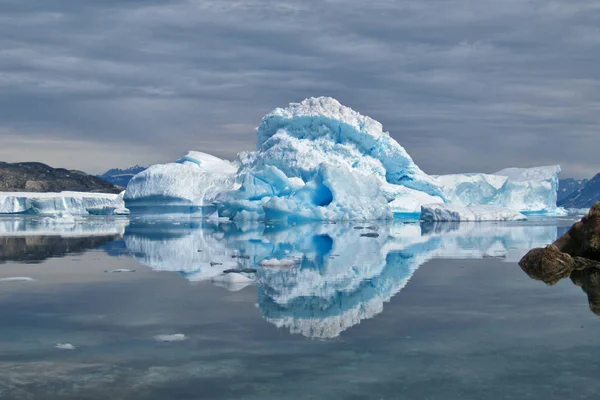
[434,166,563,215]
[124,152,237,216]
[154,334,187,342]
[55,343,76,350]
[0,192,122,216]
[0,277,35,282]
[420,204,527,222]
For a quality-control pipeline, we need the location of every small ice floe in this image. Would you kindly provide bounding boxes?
[55,343,76,350]
[0,277,34,282]
[105,269,136,273]
[211,273,254,291]
[259,258,298,268]
[366,225,379,231]
[154,333,187,342]
[212,273,253,284]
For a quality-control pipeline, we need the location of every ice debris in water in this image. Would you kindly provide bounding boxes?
[0,277,35,282]
[119,97,562,221]
[154,334,187,342]
[105,269,136,273]
[55,343,76,350]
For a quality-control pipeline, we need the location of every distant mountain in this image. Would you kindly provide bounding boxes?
[0,162,123,193]
[558,173,600,209]
[558,178,589,203]
[98,165,146,187]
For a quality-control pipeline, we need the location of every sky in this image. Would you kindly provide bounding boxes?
[0,0,599,178]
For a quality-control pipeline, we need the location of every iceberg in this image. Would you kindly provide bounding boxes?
[124,152,237,216]
[0,191,123,216]
[420,204,527,222]
[434,166,562,215]
[121,97,562,221]
[216,97,444,222]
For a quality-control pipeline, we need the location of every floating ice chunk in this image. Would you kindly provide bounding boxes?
[435,166,561,214]
[0,192,121,215]
[124,154,237,215]
[211,272,253,283]
[105,269,136,273]
[55,343,76,350]
[154,334,187,342]
[0,277,35,282]
[420,204,527,222]
[494,166,561,213]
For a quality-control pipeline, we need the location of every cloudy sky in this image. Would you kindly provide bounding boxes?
[0,0,599,177]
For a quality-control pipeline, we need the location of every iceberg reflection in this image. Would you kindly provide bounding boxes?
[124,219,558,338]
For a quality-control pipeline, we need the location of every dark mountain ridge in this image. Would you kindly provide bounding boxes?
[98,165,146,187]
[558,177,589,203]
[0,162,123,193]
[558,173,600,209]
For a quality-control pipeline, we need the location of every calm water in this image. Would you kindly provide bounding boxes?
[1,215,599,399]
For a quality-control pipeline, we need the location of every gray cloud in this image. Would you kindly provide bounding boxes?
[0,0,599,176]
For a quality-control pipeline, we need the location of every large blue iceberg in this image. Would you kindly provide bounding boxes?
[122,97,563,221]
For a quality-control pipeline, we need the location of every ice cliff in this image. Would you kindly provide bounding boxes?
[121,97,561,221]
[0,192,124,216]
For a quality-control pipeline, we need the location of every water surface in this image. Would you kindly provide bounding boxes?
[1,216,599,399]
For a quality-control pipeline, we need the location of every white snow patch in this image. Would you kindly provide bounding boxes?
[154,334,187,342]
[0,277,35,282]
[55,343,76,350]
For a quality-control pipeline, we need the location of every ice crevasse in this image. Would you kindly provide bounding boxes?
[122,97,562,222]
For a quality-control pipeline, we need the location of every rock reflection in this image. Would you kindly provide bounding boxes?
[571,268,600,315]
[0,216,126,263]
[124,220,557,338]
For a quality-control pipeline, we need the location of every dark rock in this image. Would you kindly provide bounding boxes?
[360,232,379,238]
[210,262,223,267]
[571,268,600,315]
[519,202,600,316]
[223,268,257,274]
[0,235,120,263]
[553,202,600,260]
